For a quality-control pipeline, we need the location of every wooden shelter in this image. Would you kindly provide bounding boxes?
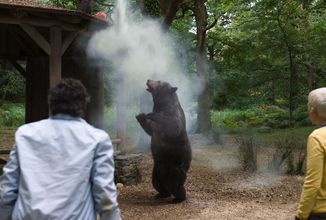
[0,1,107,128]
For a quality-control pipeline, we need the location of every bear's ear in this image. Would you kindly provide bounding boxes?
[171,87,178,93]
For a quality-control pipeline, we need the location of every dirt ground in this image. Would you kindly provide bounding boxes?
[0,129,303,220]
[118,135,303,220]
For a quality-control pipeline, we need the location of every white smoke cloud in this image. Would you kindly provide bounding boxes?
[87,0,201,137]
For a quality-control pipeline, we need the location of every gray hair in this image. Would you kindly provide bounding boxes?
[308,87,326,119]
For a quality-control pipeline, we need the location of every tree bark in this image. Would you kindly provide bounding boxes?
[277,14,299,127]
[194,0,211,133]
[288,45,299,127]
[159,0,184,28]
[302,1,316,91]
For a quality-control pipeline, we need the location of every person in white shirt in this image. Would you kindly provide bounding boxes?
[0,78,121,220]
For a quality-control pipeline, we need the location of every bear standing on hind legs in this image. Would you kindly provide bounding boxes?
[136,80,192,203]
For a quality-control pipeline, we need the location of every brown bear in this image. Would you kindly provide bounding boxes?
[136,79,192,203]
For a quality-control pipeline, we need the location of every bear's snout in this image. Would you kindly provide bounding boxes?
[146,79,154,85]
[146,80,155,91]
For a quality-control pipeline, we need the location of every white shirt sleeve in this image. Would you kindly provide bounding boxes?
[0,144,20,220]
[91,135,121,220]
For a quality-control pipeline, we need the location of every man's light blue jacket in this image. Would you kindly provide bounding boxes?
[0,115,121,220]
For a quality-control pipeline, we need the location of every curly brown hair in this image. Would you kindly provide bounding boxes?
[48,78,90,117]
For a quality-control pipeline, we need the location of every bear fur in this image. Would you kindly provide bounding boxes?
[136,80,192,203]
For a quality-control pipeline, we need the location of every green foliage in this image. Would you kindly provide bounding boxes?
[236,134,260,172]
[268,135,306,175]
[0,102,25,128]
[48,0,79,9]
[0,69,25,102]
[143,0,160,17]
[103,105,140,137]
[47,0,115,13]
[211,105,310,130]
[202,0,326,127]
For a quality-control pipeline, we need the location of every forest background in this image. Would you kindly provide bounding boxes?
[0,0,325,135]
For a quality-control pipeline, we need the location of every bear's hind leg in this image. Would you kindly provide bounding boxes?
[170,167,187,203]
[172,186,186,203]
[152,164,171,198]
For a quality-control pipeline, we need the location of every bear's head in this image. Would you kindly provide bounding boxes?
[146,80,178,104]
[146,80,177,95]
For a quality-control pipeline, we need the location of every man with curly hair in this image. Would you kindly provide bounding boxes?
[0,78,121,220]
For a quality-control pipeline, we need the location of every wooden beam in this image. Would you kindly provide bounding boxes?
[49,26,62,88]
[61,31,79,56]
[20,24,51,55]
[8,27,40,57]
[9,59,27,78]
[0,14,81,31]
[0,150,11,155]
[0,25,7,54]
[0,55,27,60]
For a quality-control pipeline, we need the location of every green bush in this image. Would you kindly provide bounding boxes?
[292,106,310,127]
[268,135,306,175]
[212,105,311,130]
[0,69,25,102]
[0,102,25,127]
[236,134,260,172]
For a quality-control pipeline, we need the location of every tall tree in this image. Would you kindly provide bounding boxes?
[160,0,184,27]
[193,0,217,132]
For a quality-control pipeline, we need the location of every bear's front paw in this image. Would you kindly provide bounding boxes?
[136,113,146,122]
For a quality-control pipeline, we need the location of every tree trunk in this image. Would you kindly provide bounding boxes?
[288,44,299,127]
[194,0,211,133]
[302,1,316,91]
[159,0,184,28]
[277,15,299,127]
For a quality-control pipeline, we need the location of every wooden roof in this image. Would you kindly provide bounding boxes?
[0,0,65,10]
[0,0,107,30]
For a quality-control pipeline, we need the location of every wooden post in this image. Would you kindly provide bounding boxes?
[49,26,62,88]
[116,78,127,153]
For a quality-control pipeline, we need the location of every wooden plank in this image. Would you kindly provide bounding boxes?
[20,24,51,55]
[0,14,81,31]
[0,150,10,154]
[0,24,7,54]
[9,59,27,78]
[112,139,121,145]
[25,58,49,123]
[8,27,39,57]
[49,26,62,87]
[61,31,79,56]
[0,55,26,60]
[116,80,127,152]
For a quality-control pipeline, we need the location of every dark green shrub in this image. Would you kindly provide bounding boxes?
[0,102,25,127]
[211,105,310,130]
[292,106,310,126]
[0,70,25,102]
[236,134,260,172]
[269,136,306,175]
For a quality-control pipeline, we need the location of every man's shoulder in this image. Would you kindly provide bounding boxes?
[16,119,50,134]
[80,121,109,140]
